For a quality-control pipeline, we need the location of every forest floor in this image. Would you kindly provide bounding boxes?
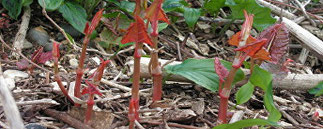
[0,0,322,129]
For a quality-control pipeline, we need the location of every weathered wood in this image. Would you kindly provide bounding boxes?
[281,17,323,61]
[0,62,25,129]
[256,0,297,20]
[128,57,323,90]
[12,6,31,58]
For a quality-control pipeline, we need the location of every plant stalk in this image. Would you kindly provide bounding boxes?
[84,94,94,124]
[53,57,74,103]
[74,36,91,106]
[150,36,163,101]
[218,67,238,124]
[129,43,143,129]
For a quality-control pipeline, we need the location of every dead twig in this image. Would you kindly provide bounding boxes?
[12,6,31,58]
[43,109,93,129]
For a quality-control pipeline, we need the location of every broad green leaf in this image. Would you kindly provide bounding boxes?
[183,7,201,28]
[213,119,278,129]
[119,1,135,13]
[250,65,272,91]
[164,59,245,92]
[264,81,281,122]
[226,0,276,31]
[235,81,254,105]
[38,0,64,11]
[203,0,225,15]
[58,2,87,33]
[162,0,187,13]
[2,0,23,19]
[308,81,323,96]
[22,0,33,6]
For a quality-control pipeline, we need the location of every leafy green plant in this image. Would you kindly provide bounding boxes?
[308,81,323,96]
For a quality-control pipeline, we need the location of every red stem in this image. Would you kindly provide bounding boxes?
[150,36,163,101]
[53,58,74,103]
[129,43,143,129]
[74,36,91,106]
[84,94,94,124]
[217,67,238,124]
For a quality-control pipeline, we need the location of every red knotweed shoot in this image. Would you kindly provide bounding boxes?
[74,9,104,106]
[82,80,103,124]
[121,15,153,129]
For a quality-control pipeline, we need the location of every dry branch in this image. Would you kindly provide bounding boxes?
[128,57,323,90]
[281,17,323,61]
[13,6,31,58]
[256,0,297,20]
[0,62,25,129]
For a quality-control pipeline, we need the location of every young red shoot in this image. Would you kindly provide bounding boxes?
[74,9,103,106]
[144,0,170,102]
[233,39,269,68]
[121,15,153,129]
[82,58,109,124]
[214,58,229,93]
[52,42,74,103]
[217,10,255,124]
[82,80,103,124]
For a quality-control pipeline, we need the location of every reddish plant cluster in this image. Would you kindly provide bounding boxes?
[120,0,170,128]
[215,10,289,124]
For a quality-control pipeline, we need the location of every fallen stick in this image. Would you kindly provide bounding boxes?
[12,6,31,58]
[256,0,297,20]
[0,62,25,129]
[280,17,323,61]
[43,109,93,129]
[128,57,323,90]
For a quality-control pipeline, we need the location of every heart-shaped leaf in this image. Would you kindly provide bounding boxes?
[183,7,201,28]
[2,0,23,19]
[165,59,245,92]
[58,1,87,33]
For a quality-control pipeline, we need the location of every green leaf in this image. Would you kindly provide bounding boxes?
[183,7,201,28]
[164,59,245,92]
[308,81,323,96]
[58,1,87,33]
[38,0,64,11]
[162,0,187,13]
[2,0,23,19]
[250,65,281,122]
[22,0,33,6]
[250,65,272,91]
[119,1,135,13]
[203,0,225,15]
[236,81,254,105]
[226,0,276,31]
[264,81,281,122]
[148,23,169,33]
[213,119,278,129]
